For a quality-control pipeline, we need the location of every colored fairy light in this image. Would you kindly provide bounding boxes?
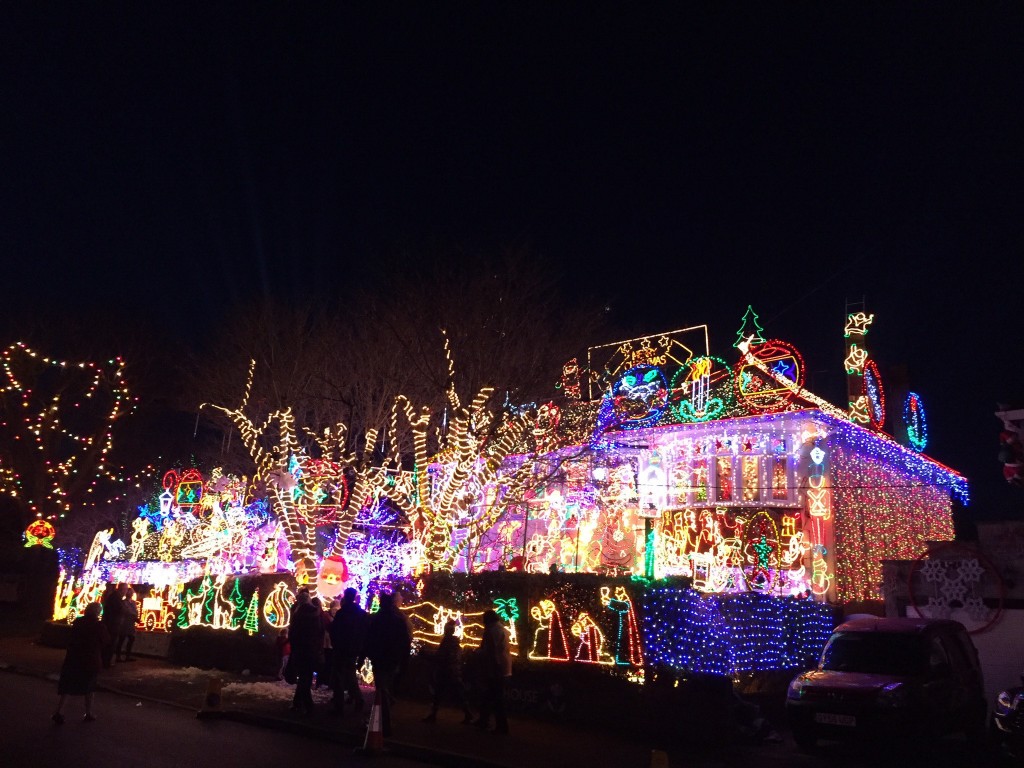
[862,360,886,430]
[1,342,141,524]
[643,588,836,675]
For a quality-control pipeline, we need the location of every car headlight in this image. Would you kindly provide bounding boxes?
[877,682,908,708]
[996,690,1014,716]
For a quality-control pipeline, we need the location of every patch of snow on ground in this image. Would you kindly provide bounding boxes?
[221,679,335,703]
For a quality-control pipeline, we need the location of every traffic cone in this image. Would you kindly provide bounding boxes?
[204,676,222,710]
[358,686,384,754]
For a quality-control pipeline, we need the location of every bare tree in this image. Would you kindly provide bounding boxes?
[201,358,394,590]
[0,343,135,535]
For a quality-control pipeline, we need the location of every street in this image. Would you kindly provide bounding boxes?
[0,672,426,768]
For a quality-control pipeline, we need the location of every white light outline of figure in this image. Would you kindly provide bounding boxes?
[692,357,711,416]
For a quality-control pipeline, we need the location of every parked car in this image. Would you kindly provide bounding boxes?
[992,674,1024,759]
[786,617,986,751]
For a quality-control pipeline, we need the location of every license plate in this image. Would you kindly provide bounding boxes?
[814,712,856,727]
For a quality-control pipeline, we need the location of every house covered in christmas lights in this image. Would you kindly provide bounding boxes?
[463,311,967,605]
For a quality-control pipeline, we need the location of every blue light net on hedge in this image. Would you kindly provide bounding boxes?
[642,588,836,676]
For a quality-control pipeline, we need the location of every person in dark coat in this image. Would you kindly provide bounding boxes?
[115,588,139,662]
[474,609,512,734]
[422,619,473,723]
[329,587,368,713]
[288,588,324,714]
[100,583,126,668]
[53,602,109,724]
[364,592,412,737]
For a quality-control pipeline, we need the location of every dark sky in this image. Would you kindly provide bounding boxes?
[3,5,1023,515]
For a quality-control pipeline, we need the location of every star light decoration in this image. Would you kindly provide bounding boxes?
[0,342,139,523]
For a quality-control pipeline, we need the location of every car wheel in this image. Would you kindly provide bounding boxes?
[964,708,988,747]
[791,725,817,753]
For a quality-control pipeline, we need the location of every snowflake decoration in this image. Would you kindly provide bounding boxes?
[926,596,951,619]
[919,559,947,583]
[940,578,967,604]
[957,558,984,584]
[963,596,992,624]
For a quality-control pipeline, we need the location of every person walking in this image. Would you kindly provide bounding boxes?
[329,587,368,714]
[100,583,126,668]
[318,598,340,690]
[364,592,411,737]
[288,588,324,715]
[115,588,139,662]
[474,609,512,734]
[422,619,473,724]
[52,602,109,724]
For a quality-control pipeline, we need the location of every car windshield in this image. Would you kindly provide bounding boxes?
[820,632,926,675]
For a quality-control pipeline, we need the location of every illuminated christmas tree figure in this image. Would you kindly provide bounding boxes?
[243,589,260,636]
[178,584,195,628]
[733,305,766,348]
[197,575,216,625]
[228,579,246,629]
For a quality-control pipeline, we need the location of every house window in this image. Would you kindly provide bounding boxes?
[692,459,709,502]
[715,457,733,502]
[771,455,789,500]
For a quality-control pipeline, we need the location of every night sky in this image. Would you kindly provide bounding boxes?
[3,5,1023,516]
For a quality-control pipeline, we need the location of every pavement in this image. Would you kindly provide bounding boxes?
[0,632,660,768]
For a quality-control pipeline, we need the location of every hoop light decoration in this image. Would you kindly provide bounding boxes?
[670,356,732,423]
[903,392,928,452]
[734,340,805,413]
[862,360,885,430]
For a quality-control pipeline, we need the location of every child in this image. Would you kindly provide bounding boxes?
[276,628,291,681]
[422,619,473,723]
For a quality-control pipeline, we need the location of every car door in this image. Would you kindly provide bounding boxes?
[921,633,957,729]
